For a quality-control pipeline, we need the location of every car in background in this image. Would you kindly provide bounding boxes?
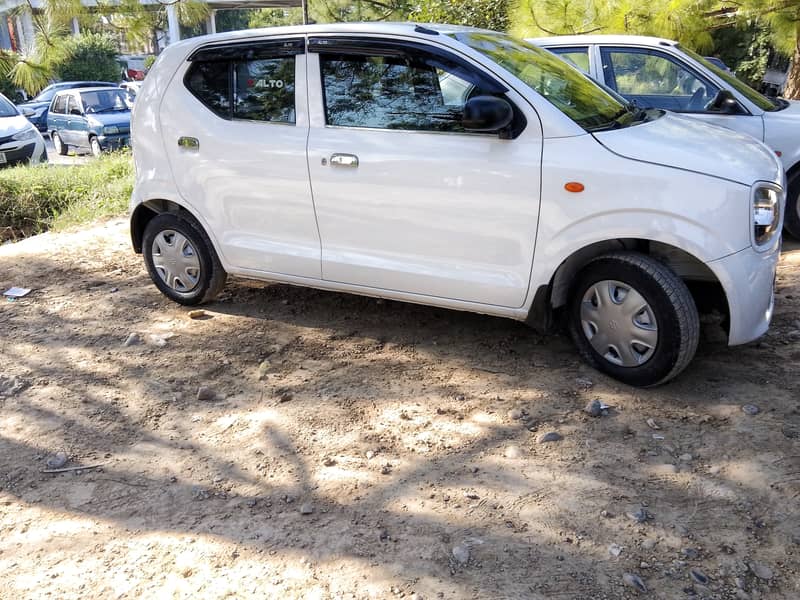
[17,81,118,132]
[119,55,150,81]
[0,92,47,167]
[532,34,800,238]
[47,87,131,157]
[119,81,142,99]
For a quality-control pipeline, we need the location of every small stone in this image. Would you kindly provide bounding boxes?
[197,386,216,401]
[679,453,693,462]
[123,333,140,347]
[451,544,470,566]
[681,547,700,559]
[299,502,314,515]
[741,404,760,416]
[504,445,521,459]
[641,538,656,550]
[257,360,271,381]
[575,377,593,388]
[646,418,660,430]
[278,391,293,403]
[584,399,602,417]
[464,492,479,500]
[187,309,207,319]
[148,333,168,347]
[537,431,562,443]
[627,507,651,523]
[708,465,721,475]
[689,568,709,584]
[622,572,647,593]
[508,408,523,420]
[749,562,773,580]
[322,457,336,467]
[381,464,392,475]
[45,451,68,469]
[366,450,375,460]
[608,543,623,557]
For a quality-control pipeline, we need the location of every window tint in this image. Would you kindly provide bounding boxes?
[52,94,68,114]
[320,53,490,132]
[233,57,296,123]
[601,48,719,111]
[550,47,590,73]
[185,60,231,118]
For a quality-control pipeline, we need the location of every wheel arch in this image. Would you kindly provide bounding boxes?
[130,199,204,253]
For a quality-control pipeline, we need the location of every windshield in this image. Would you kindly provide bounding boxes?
[79,89,130,113]
[451,31,640,132]
[679,45,779,112]
[32,86,58,103]
[0,95,18,117]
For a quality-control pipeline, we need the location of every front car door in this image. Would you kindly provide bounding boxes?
[306,37,542,308]
[160,38,321,279]
[598,45,764,141]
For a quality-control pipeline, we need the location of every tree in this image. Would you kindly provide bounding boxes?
[408,0,510,31]
[56,33,120,82]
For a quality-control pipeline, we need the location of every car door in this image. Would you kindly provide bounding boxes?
[161,38,321,279]
[48,93,68,136]
[306,37,543,308]
[63,95,81,145]
[598,46,764,141]
[69,93,91,149]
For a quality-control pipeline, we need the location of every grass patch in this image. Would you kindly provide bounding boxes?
[0,151,133,241]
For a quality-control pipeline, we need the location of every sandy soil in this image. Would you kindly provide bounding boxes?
[1,218,799,600]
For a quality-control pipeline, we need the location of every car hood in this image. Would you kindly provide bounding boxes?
[0,115,36,137]
[18,100,49,110]
[88,111,131,128]
[592,112,781,186]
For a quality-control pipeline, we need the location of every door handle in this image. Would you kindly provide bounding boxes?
[329,153,358,168]
[178,136,199,150]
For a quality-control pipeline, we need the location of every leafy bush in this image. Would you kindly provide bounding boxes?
[56,33,121,83]
[0,151,133,240]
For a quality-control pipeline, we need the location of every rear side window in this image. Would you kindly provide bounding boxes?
[51,94,68,114]
[184,41,300,124]
[549,47,590,74]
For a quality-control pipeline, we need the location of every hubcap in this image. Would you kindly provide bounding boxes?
[151,229,201,293]
[580,280,658,367]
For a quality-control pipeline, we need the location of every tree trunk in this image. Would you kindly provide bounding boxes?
[784,37,800,99]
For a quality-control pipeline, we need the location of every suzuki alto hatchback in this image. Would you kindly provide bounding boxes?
[531,35,800,239]
[130,24,784,387]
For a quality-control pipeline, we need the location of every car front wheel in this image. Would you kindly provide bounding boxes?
[52,132,68,156]
[568,252,700,387]
[784,170,800,239]
[90,136,102,157]
[142,213,227,305]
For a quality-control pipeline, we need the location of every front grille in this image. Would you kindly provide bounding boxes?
[1,142,36,166]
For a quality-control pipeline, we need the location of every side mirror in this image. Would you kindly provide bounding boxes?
[705,89,743,115]
[462,96,514,133]
[20,107,34,117]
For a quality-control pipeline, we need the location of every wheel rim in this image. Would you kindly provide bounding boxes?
[151,229,201,293]
[53,134,61,152]
[91,139,100,156]
[580,279,658,367]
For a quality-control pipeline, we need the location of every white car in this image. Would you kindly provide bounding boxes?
[530,34,800,238]
[0,92,47,167]
[130,24,783,386]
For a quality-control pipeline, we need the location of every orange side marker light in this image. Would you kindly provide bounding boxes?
[564,182,584,193]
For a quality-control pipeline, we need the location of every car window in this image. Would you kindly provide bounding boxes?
[0,95,16,117]
[600,47,719,112]
[186,61,231,117]
[51,94,68,114]
[319,52,492,132]
[233,57,296,123]
[549,47,590,74]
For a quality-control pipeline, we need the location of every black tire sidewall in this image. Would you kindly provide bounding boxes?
[568,258,685,387]
[785,171,800,240]
[142,213,216,306]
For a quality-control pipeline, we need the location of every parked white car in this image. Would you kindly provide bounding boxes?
[530,35,800,238]
[130,24,784,386]
[0,92,47,167]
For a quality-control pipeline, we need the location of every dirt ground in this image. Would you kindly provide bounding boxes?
[1,218,799,600]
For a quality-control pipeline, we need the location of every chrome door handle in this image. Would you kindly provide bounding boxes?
[178,136,199,150]
[330,153,358,168]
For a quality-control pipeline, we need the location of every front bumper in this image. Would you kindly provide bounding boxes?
[0,138,45,167]
[707,243,780,346]
[98,133,131,151]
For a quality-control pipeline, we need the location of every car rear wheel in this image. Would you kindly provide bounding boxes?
[52,132,68,156]
[568,252,699,387]
[784,170,800,240]
[142,213,227,305]
[90,136,102,157]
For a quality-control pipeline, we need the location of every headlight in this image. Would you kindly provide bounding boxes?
[752,183,782,248]
[104,126,119,135]
[11,127,38,142]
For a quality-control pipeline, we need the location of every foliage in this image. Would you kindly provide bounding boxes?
[55,33,119,82]
[216,8,255,32]
[143,55,156,70]
[249,7,303,28]
[408,0,510,31]
[0,151,133,237]
[711,21,773,88]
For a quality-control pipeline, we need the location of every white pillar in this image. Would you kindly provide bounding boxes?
[71,17,80,36]
[166,3,180,45]
[21,11,34,49]
[14,16,25,52]
[207,10,216,35]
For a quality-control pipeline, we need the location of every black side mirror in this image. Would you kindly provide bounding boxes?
[705,89,742,115]
[462,96,514,133]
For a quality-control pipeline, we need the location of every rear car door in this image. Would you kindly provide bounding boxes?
[306,37,542,308]
[161,38,321,278]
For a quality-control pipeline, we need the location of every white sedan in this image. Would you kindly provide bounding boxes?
[0,93,47,167]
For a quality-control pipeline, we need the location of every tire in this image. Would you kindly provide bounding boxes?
[90,136,102,157]
[142,213,227,305]
[784,169,800,240]
[52,132,68,156]
[568,252,700,387]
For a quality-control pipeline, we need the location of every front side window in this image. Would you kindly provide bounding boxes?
[233,57,296,123]
[600,47,720,112]
[51,94,68,114]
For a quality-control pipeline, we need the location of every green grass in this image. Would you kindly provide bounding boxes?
[0,151,134,240]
